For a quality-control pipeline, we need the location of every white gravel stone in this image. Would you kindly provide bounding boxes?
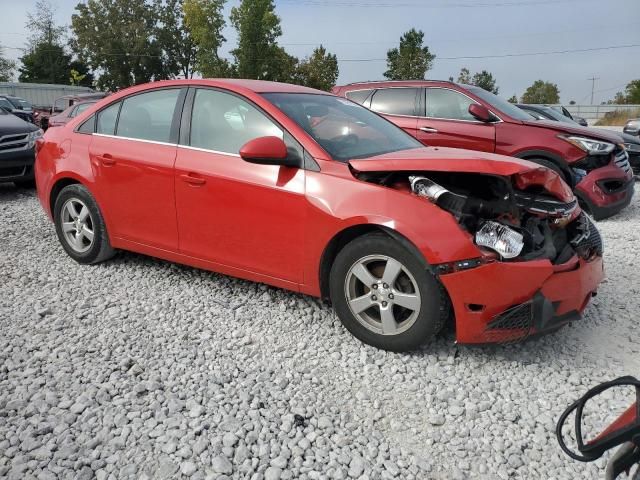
[1,185,638,480]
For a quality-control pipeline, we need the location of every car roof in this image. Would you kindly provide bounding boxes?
[339,80,457,89]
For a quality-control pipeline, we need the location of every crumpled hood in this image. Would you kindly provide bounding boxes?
[349,146,574,202]
[521,119,623,144]
[350,146,545,176]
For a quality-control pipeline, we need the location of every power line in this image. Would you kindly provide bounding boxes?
[279,0,614,7]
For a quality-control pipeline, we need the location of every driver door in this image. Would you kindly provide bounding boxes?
[174,88,306,284]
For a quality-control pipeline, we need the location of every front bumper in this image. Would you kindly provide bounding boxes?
[575,162,635,220]
[440,255,604,344]
[0,150,35,182]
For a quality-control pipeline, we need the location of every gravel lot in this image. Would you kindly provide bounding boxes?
[1,183,638,480]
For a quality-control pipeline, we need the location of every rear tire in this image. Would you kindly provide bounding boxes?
[329,233,449,351]
[53,184,115,264]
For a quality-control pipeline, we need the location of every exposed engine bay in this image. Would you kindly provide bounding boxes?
[355,170,602,264]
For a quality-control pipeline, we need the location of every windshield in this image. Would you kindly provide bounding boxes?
[535,106,577,124]
[0,98,13,110]
[262,93,422,161]
[461,85,533,121]
[7,97,32,110]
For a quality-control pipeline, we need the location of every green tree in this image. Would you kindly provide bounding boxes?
[26,0,67,49]
[0,45,16,82]
[624,80,640,104]
[295,45,338,91]
[19,43,71,84]
[182,0,228,77]
[507,94,518,103]
[384,29,435,80]
[457,67,471,84]
[472,70,498,94]
[521,80,560,104]
[71,0,166,90]
[230,0,288,81]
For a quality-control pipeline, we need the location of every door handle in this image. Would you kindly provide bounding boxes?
[419,127,438,133]
[180,173,206,186]
[97,154,115,166]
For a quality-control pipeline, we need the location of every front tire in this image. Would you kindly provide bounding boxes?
[53,184,115,264]
[329,233,448,351]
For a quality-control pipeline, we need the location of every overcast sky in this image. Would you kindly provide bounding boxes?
[1,0,639,104]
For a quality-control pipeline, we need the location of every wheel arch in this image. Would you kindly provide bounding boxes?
[49,177,83,218]
[513,149,575,188]
[318,224,429,301]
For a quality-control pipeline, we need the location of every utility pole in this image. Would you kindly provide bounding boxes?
[588,76,600,105]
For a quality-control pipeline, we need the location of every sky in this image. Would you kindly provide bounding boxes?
[1,0,639,104]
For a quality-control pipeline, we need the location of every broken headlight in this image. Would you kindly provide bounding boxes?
[475,221,524,259]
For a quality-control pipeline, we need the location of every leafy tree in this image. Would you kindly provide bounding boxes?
[456,67,471,84]
[295,45,338,91]
[472,70,498,94]
[266,47,298,83]
[384,29,435,80]
[182,0,228,77]
[569,100,576,105]
[0,45,16,82]
[230,0,287,81]
[624,80,640,104]
[521,80,560,104]
[71,0,167,90]
[26,0,67,49]
[455,67,498,94]
[19,43,71,84]
[507,94,518,104]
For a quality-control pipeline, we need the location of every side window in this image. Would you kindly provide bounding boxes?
[68,106,79,118]
[425,88,476,121]
[96,102,121,135]
[116,89,181,143]
[345,89,373,106]
[78,115,95,134]
[190,89,282,155]
[370,88,419,116]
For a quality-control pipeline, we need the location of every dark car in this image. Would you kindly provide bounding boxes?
[0,95,34,123]
[334,81,634,220]
[549,105,588,127]
[0,107,42,187]
[518,104,640,176]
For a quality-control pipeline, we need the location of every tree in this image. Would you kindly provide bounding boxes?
[182,0,228,78]
[71,0,167,90]
[19,43,71,84]
[472,70,498,94]
[569,100,576,105]
[456,67,471,84]
[0,45,16,82]
[230,0,287,81]
[521,80,560,104]
[507,94,518,104]
[624,80,640,104]
[384,29,435,80]
[26,0,67,49]
[295,45,338,91]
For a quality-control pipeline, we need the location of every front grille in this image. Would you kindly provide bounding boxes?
[573,214,603,259]
[483,302,534,343]
[614,148,632,175]
[0,133,29,153]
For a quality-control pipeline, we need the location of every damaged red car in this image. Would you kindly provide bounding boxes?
[35,80,604,351]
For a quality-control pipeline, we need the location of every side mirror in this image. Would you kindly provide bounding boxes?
[468,103,493,123]
[239,136,299,168]
[557,376,640,462]
[624,121,640,136]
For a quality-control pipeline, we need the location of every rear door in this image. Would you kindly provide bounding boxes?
[89,88,185,250]
[174,88,306,284]
[368,87,419,138]
[415,87,495,152]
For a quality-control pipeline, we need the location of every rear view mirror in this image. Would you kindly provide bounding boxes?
[557,376,640,462]
[468,103,493,123]
[239,136,299,168]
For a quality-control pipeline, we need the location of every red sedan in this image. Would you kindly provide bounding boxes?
[35,80,604,351]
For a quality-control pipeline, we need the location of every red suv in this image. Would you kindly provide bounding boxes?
[333,81,634,220]
[36,79,603,350]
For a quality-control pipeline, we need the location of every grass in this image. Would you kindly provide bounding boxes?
[595,107,640,126]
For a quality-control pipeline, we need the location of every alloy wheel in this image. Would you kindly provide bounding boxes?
[344,255,422,335]
[60,198,95,253]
